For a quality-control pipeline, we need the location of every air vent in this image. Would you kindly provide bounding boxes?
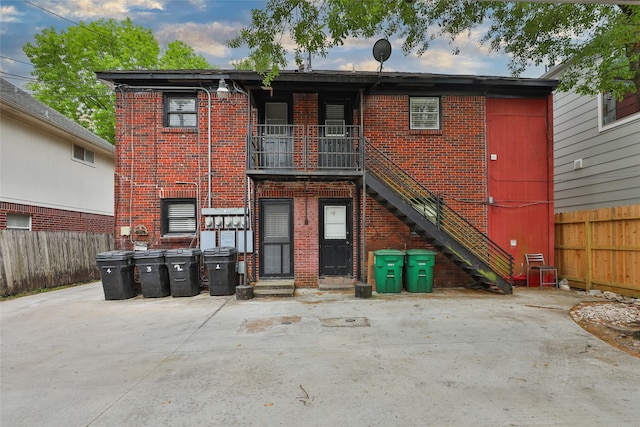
[573,159,583,170]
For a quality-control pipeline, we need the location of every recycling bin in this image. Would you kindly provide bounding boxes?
[96,251,137,300]
[165,249,202,297]
[134,250,170,298]
[204,247,238,296]
[373,249,405,293]
[405,249,436,293]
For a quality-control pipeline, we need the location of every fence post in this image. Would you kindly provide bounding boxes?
[586,219,592,292]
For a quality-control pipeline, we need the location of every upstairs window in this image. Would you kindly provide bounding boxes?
[600,91,640,129]
[265,102,288,135]
[325,104,346,136]
[165,94,197,128]
[72,144,94,164]
[161,198,196,235]
[410,97,440,130]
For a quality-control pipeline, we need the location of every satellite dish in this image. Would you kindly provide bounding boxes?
[372,39,392,72]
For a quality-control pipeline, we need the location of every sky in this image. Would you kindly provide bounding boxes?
[0,0,548,92]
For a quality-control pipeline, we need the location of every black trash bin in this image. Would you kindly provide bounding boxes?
[204,247,238,296]
[96,251,137,300]
[134,250,170,298]
[165,249,202,297]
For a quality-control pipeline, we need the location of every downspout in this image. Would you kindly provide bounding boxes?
[360,88,367,284]
[244,89,252,287]
[129,90,135,246]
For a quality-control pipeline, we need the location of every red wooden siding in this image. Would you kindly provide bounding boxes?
[486,98,554,274]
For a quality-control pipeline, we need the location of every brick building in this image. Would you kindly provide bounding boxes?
[97,70,557,294]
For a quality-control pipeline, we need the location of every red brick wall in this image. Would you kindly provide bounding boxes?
[114,90,248,251]
[256,181,357,287]
[0,202,114,232]
[362,94,487,286]
[113,90,492,288]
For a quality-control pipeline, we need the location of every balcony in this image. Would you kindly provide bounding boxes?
[246,125,364,181]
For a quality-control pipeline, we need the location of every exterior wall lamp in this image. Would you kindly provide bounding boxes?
[216,78,230,99]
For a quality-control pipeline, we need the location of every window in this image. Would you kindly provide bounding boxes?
[600,91,640,128]
[161,199,196,235]
[265,102,288,135]
[72,144,94,164]
[165,94,197,127]
[325,104,346,136]
[410,97,440,130]
[7,214,31,230]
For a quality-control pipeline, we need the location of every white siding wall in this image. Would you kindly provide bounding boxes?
[0,112,114,215]
[553,90,640,212]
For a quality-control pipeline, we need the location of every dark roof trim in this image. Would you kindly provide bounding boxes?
[96,69,558,97]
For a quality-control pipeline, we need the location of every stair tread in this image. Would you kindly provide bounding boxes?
[254,289,295,297]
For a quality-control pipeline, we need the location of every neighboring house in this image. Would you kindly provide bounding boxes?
[96,70,557,294]
[0,78,115,232]
[543,65,640,211]
[542,65,639,296]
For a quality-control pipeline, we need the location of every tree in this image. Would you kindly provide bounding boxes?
[23,18,212,144]
[159,40,211,69]
[228,1,640,100]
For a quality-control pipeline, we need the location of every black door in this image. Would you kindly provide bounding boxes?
[260,200,293,277]
[319,199,352,276]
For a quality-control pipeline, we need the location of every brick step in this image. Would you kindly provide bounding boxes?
[253,280,295,298]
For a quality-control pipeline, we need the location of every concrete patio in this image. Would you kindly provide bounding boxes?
[1,283,638,426]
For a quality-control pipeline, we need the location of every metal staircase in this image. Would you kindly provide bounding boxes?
[364,141,513,294]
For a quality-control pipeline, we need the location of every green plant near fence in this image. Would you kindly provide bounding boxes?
[0,231,114,296]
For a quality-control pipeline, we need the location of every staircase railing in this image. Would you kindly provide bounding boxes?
[365,140,513,285]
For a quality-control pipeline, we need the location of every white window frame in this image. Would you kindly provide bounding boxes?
[410,97,440,130]
[166,95,198,128]
[72,143,95,165]
[7,213,32,230]
[598,92,640,132]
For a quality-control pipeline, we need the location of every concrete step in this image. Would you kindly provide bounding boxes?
[253,279,295,298]
[318,277,356,291]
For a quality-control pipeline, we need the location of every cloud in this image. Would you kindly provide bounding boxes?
[0,5,24,23]
[155,21,239,59]
[336,60,381,73]
[34,0,165,20]
[187,0,207,10]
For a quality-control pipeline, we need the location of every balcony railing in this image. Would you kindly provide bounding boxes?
[247,125,363,175]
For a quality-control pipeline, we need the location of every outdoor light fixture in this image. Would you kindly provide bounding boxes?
[216,78,230,99]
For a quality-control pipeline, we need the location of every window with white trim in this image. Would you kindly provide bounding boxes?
[410,97,440,130]
[161,198,196,235]
[600,90,640,128]
[72,144,94,164]
[7,213,31,230]
[165,95,197,127]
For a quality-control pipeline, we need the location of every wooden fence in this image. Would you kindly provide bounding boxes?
[0,231,114,296]
[555,205,640,297]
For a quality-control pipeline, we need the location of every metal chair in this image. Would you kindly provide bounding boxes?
[525,253,558,288]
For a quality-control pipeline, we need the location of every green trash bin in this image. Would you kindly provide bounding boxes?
[405,249,436,293]
[374,249,405,293]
